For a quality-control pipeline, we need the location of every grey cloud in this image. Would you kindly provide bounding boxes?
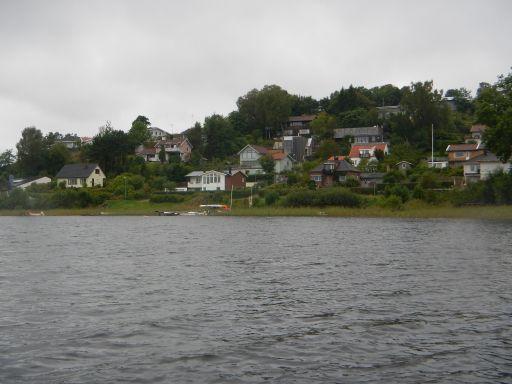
[1,0,511,151]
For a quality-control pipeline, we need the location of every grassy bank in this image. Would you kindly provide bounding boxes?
[2,199,512,220]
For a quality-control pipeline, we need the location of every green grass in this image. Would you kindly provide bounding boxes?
[2,199,512,220]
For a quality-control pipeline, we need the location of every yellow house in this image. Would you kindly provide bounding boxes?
[56,163,106,188]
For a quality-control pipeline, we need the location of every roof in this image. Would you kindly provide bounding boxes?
[360,172,385,180]
[446,143,482,152]
[467,152,502,163]
[137,147,157,155]
[288,114,316,122]
[349,143,388,158]
[470,124,488,133]
[334,126,382,139]
[11,176,51,188]
[238,144,270,155]
[185,171,204,177]
[55,163,101,178]
[267,150,292,161]
[310,159,360,174]
[328,155,346,161]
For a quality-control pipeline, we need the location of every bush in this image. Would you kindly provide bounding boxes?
[340,176,360,188]
[0,189,30,209]
[382,195,404,211]
[283,188,362,208]
[384,184,410,203]
[264,191,279,206]
[149,194,184,203]
[412,185,425,200]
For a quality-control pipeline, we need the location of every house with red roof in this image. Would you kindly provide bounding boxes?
[238,145,293,175]
[348,143,389,166]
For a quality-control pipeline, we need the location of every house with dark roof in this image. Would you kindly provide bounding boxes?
[309,158,361,188]
[333,126,384,144]
[463,151,512,183]
[56,163,106,188]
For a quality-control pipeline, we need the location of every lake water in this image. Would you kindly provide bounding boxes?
[0,216,511,383]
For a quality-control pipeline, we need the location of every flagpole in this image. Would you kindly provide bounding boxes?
[431,123,434,168]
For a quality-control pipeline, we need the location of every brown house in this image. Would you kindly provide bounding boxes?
[225,170,247,190]
[446,143,485,167]
[282,114,316,136]
[309,159,361,187]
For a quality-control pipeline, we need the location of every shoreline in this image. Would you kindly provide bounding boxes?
[2,204,512,220]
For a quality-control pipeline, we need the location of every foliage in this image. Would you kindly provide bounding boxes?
[85,124,134,175]
[16,127,46,176]
[337,107,378,128]
[237,85,292,138]
[129,115,152,146]
[382,195,404,211]
[309,112,337,139]
[476,69,512,161]
[259,154,275,175]
[45,143,71,176]
[389,81,455,151]
[264,191,279,206]
[315,139,340,159]
[283,188,362,207]
[450,170,512,206]
[290,95,319,115]
[203,114,239,159]
[384,184,410,203]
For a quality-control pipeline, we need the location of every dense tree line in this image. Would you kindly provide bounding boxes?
[3,68,511,185]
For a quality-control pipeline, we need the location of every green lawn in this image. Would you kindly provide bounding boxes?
[2,199,512,220]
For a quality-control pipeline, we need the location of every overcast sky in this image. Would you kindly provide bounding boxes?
[1,0,511,152]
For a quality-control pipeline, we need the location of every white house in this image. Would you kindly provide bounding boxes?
[238,144,293,174]
[148,127,171,140]
[56,163,106,188]
[185,170,247,191]
[463,152,512,183]
[348,143,389,166]
[271,152,294,173]
[238,145,268,174]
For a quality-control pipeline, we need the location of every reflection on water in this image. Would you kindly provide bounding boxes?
[0,217,511,383]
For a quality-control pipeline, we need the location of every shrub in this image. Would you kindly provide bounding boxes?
[0,189,30,209]
[384,184,410,203]
[283,188,362,208]
[383,195,404,211]
[340,176,360,188]
[412,185,425,200]
[264,191,279,206]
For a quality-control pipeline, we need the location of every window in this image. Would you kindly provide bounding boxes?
[455,151,465,158]
[81,178,87,185]
[95,169,100,174]
[312,175,322,182]
[338,175,346,182]
[68,178,77,185]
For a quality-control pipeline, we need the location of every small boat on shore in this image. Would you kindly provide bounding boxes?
[155,211,180,216]
[26,211,45,216]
